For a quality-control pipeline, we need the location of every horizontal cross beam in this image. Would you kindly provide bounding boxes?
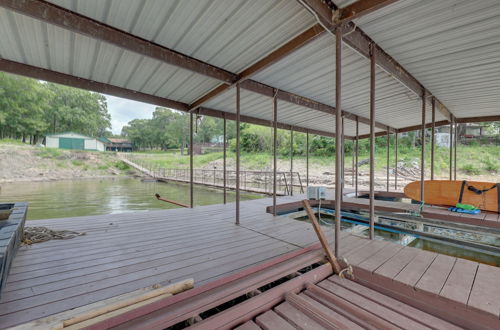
[0,59,347,139]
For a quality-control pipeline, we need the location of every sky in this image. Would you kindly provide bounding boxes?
[105,95,157,135]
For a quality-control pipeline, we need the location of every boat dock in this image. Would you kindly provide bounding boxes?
[1,193,498,328]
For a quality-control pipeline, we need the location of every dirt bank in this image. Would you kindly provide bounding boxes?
[0,143,137,183]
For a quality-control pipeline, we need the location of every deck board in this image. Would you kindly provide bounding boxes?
[1,191,499,328]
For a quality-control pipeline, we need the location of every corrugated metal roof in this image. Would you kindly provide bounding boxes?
[0,0,497,138]
[352,0,500,119]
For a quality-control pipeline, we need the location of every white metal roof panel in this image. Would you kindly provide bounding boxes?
[47,0,316,73]
[352,0,500,119]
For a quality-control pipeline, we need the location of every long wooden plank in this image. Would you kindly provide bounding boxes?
[328,277,462,330]
[316,281,431,329]
[255,310,295,330]
[274,302,325,330]
[0,242,298,327]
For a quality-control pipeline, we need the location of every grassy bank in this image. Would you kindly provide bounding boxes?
[0,140,135,182]
[129,144,500,177]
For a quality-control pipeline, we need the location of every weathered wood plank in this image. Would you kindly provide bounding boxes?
[439,258,478,305]
[415,254,456,295]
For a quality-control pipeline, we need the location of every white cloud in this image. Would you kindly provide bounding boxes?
[104,95,157,135]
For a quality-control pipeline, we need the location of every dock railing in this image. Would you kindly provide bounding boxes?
[120,154,303,196]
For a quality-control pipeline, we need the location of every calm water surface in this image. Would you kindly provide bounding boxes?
[0,178,263,220]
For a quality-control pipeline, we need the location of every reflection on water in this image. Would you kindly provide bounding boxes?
[0,178,262,220]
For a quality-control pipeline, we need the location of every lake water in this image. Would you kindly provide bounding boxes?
[0,178,263,220]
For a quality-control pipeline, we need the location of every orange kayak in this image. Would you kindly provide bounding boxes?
[404,180,499,213]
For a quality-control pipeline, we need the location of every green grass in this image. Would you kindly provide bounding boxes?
[0,138,26,145]
[36,148,63,159]
[130,144,500,177]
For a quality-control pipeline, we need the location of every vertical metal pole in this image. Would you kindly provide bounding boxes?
[355,117,359,196]
[290,128,293,196]
[335,27,343,255]
[235,83,240,225]
[420,92,426,202]
[190,113,194,208]
[341,117,345,196]
[386,131,390,192]
[395,132,398,190]
[449,117,453,180]
[454,122,457,180]
[431,98,435,180]
[273,92,278,216]
[369,44,376,240]
[223,114,227,204]
[306,131,309,189]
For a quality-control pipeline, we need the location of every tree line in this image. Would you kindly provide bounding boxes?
[0,72,111,144]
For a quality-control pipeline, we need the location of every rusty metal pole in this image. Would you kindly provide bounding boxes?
[306,130,309,189]
[386,131,390,192]
[449,117,453,180]
[273,92,278,216]
[223,115,227,204]
[431,98,435,181]
[395,132,398,190]
[190,113,194,208]
[235,83,240,225]
[335,27,343,255]
[341,117,345,196]
[454,122,457,180]
[369,44,376,240]
[290,128,293,196]
[421,92,426,202]
[355,117,359,196]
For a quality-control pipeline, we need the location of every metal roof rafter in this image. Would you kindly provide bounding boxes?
[298,0,454,121]
[0,0,396,133]
[0,59,347,140]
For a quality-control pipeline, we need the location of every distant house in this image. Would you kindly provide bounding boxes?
[45,132,105,151]
[100,137,133,152]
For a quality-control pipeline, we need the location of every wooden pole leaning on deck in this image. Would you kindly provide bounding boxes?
[420,91,426,203]
[369,43,376,240]
[223,114,227,204]
[302,200,342,274]
[155,194,190,208]
[273,90,278,216]
[335,25,343,255]
[431,97,436,180]
[236,83,241,225]
[190,113,194,208]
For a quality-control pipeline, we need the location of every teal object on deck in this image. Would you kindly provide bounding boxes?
[448,207,481,215]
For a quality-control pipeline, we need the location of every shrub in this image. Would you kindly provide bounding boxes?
[114,161,130,171]
[461,164,480,175]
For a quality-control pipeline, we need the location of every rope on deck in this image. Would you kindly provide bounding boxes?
[22,226,86,245]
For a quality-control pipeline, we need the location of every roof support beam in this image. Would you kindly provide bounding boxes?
[0,59,341,139]
[0,0,237,83]
[298,0,453,121]
[334,0,399,23]
[190,24,326,109]
[1,0,396,133]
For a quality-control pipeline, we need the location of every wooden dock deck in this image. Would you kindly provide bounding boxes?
[0,193,499,328]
